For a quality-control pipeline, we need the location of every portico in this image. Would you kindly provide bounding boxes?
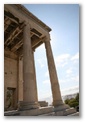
[4,4,76,115]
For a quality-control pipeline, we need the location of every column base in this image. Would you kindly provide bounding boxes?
[53,100,63,107]
[54,103,70,112]
[18,101,40,111]
[54,104,77,116]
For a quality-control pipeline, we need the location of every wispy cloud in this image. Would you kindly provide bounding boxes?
[54,52,79,68]
[59,79,66,83]
[37,58,45,68]
[59,75,79,84]
[61,86,79,96]
[66,68,73,74]
[71,75,79,82]
[45,70,49,77]
[43,79,50,84]
[35,44,46,68]
[35,43,45,52]
[71,53,79,64]
[59,78,72,83]
[55,54,70,68]
[71,52,79,61]
[56,54,70,63]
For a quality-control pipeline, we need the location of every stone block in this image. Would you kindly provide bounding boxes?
[39,101,48,107]
[19,106,54,116]
[54,104,70,112]
[55,111,64,116]
[63,108,76,116]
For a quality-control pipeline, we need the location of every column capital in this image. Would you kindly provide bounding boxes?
[24,21,31,27]
[45,33,51,42]
[41,35,51,43]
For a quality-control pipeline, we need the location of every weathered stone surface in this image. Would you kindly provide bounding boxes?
[39,101,48,107]
[4,110,20,116]
[4,106,77,116]
[18,24,39,110]
[54,104,70,112]
[63,108,76,116]
[68,112,79,116]
[18,101,39,111]
[19,106,54,116]
[4,57,18,110]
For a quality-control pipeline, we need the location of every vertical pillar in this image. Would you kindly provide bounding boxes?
[32,52,38,102]
[44,36,63,107]
[18,24,39,110]
[18,56,23,101]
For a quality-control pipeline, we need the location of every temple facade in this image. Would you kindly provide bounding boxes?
[4,4,76,116]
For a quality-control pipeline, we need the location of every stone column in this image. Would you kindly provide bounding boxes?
[32,51,38,102]
[44,36,63,107]
[18,24,39,110]
[18,56,23,101]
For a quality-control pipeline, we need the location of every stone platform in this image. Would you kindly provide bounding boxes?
[39,101,48,107]
[4,106,77,116]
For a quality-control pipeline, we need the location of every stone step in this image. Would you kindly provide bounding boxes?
[38,108,77,116]
[54,108,76,116]
[4,110,20,116]
[4,107,77,116]
[39,112,55,116]
[4,107,54,116]
[19,106,54,116]
[68,112,79,116]
[63,108,77,116]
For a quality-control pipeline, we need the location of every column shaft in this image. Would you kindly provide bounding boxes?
[18,24,39,110]
[18,57,23,101]
[32,52,38,102]
[45,39,63,106]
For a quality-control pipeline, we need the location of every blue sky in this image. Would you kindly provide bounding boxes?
[23,4,79,101]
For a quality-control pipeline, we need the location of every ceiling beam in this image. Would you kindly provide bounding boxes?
[4,10,19,24]
[32,36,45,48]
[4,25,19,45]
[4,18,11,31]
[11,39,23,52]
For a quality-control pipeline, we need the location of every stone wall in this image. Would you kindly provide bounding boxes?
[4,57,18,110]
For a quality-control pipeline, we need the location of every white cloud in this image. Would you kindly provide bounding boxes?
[61,86,79,96]
[43,79,50,84]
[37,58,45,68]
[71,52,79,61]
[55,54,70,68]
[45,70,49,77]
[59,79,66,83]
[54,52,79,68]
[60,75,79,84]
[56,54,70,63]
[38,91,52,101]
[59,78,71,83]
[66,68,72,74]
[35,43,45,52]
[35,44,46,68]
[71,75,79,82]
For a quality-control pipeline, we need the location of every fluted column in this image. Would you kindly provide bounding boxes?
[18,24,39,110]
[44,36,63,107]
